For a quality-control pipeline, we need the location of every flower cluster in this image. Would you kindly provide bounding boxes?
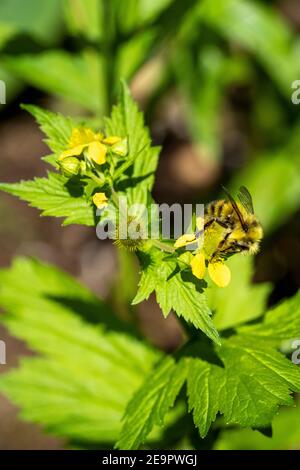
[58,127,127,209]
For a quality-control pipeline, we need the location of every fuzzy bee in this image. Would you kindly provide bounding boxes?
[202,186,263,262]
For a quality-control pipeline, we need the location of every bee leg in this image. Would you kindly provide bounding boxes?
[215,219,230,229]
[204,218,230,230]
[210,232,231,261]
[197,218,228,239]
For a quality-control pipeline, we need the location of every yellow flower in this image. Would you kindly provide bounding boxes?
[59,128,125,165]
[190,252,231,288]
[174,216,203,249]
[174,233,197,249]
[175,216,231,287]
[92,192,108,208]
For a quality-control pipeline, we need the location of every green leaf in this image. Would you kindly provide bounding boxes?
[116,356,188,450]
[0,22,15,49]
[0,0,62,47]
[187,358,225,438]
[0,172,95,226]
[105,81,160,205]
[4,50,106,113]
[187,330,300,438]
[216,335,300,428]
[22,104,74,154]
[116,30,156,81]
[208,256,271,330]
[197,0,300,96]
[215,402,300,450]
[0,258,158,444]
[118,310,300,447]
[133,247,220,344]
[113,0,173,33]
[64,0,101,41]
[238,290,300,345]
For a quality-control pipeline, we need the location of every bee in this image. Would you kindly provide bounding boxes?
[201,186,263,262]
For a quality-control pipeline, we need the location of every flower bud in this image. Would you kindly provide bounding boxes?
[111,138,128,157]
[59,156,82,178]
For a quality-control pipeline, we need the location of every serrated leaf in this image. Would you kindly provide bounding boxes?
[187,358,225,438]
[116,356,188,450]
[238,290,300,345]
[217,335,300,427]
[156,264,220,345]
[132,248,164,304]
[22,104,74,154]
[133,247,220,344]
[208,256,271,330]
[0,172,95,226]
[215,402,300,450]
[104,81,160,205]
[0,258,158,444]
[187,332,300,438]
[118,320,300,448]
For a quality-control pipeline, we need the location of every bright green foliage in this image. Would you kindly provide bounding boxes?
[64,0,101,41]
[215,402,300,450]
[0,172,95,226]
[0,105,97,226]
[0,258,158,445]
[104,81,160,205]
[1,75,300,450]
[208,256,271,330]
[4,50,105,114]
[196,0,300,96]
[187,358,224,438]
[133,247,220,344]
[116,356,188,450]
[0,0,62,47]
[216,335,300,427]
[238,290,300,345]
[118,289,300,448]
[22,104,74,155]
[0,82,161,226]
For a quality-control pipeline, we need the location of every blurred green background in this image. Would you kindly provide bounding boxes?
[0,0,300,449]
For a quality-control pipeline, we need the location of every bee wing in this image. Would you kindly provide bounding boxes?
[238,186,254,214]
[222,186,247,230]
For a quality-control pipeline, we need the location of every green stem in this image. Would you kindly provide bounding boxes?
[113,157,134,181]
[152,239,175,253]
[88,172,105,187]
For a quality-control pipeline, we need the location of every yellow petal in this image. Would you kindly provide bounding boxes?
[208,262,231,287]
[174,233,196,249]
[68,128,82,146]
[191,252,206,279]
[59,144,87,160]
[69,128,102,147]
[102,136,122,145]
[87,141,107,165]
[93,192,108,208]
